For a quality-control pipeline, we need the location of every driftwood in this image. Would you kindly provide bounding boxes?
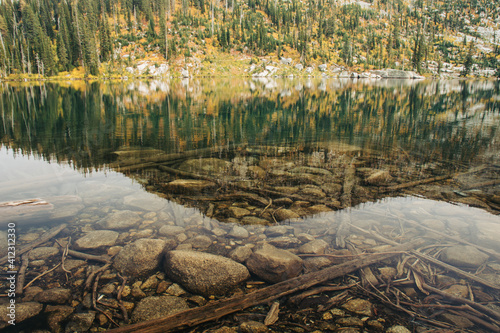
[0,223,67,265]
[349,223,500,290]
[392,214,500,261]
[107,240,423,333]
[382,174,452,192]
[16,254,29,296]
[422,282,500,322]
[24,263,61,290]
[462,179,500,190]
[67,249,111,264]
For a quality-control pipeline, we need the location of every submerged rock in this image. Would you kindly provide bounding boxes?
[75,230,119,249]
[246,243,303,283]
[228,225,250,239]
[364,170,393,185]
[65,312,96,332]
[98,210,141,230]
[342,298,373,316]
[114,239,168,277]
[274,209,300,221]
[164,250,250,296]
[131,296,189,323]
[45,305,74,333]
[178,158,231,175]
[34,288,72,304]
[124,192,167,211]
[440,245,489,268]
[28,247,59,260]
[163,179,216,194]
[298,239,328,254]
[0,302,43,329]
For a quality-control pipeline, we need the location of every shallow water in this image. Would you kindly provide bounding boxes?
[0,78,499,331]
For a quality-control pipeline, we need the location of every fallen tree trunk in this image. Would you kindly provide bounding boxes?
[107,239,423,333]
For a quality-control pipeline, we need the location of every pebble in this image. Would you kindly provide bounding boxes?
[386,325,412,333]
[239,320,268,333]
[228,226,250,239]
[342,299,373,316]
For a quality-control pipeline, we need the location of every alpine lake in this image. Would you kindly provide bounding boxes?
[1,78,500,333]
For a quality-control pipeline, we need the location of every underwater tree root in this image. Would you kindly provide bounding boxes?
[107,240,423,333]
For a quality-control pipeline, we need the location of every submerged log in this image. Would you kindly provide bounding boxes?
[108,144,247,169]
[382,174,452,192]
[107,240,423,333]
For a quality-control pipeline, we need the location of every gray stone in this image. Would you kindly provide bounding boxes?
[303,257,333,273]
[28,247,59,260]
[164,250,250,296]
[281,57,292,65]
[0,301,43,329]
[65,312,96,333]
[114,239,167,277]
[158,225,185,237]
[246,243,303,283]
[189,235,213,249]
[163,179,216,194]
[341,298,373,316]
[305,67,313,74]
[265,226,289,237]
[124,192,166,211]
[318,64,328,71]
[295,64,303,71]
[228,226,249,239]
[229,246,253,263]
[35,288,72,304]
[181,69,190,78]
[131,296,189,323]
[440,245,489,268]
[267,236,301,248]
[298,239,328,254]
[98,210,141,230]
[75,230,119,249]
[297,233,315,242]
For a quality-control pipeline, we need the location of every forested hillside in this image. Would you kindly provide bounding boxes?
[0,0,499,78]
